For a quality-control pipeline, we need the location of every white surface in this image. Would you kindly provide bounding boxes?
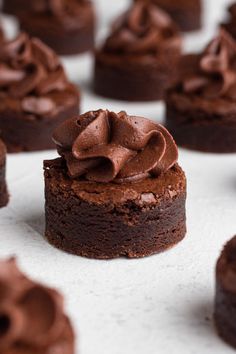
[1,1,236,353]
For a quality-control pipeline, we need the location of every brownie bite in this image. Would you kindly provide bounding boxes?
[134,0,202,32]
[94,1,182,102]
[165,29,236,153]
[44,109,187,259]
[5,0,96,56]
[215,235,236,349]
[0,33,80,153]
[0,257,75,354]
[0,140,9,208]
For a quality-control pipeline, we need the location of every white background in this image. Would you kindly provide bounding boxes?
[1,0,236,353]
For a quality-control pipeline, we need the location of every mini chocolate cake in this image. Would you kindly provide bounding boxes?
[165,30,236,153]
[0,258,75,354]
[94,1,182,102]
[134,0,202,32]
[215,235,236,349]
[0,140,9,208]
[44,110,187,259]
[13,0,95,56]
[0,33,79,153]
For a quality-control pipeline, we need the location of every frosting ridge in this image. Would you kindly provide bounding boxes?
[0,33,73,115]
[182,29,236,99]
[103,0,181,55]
[53,110,178,183]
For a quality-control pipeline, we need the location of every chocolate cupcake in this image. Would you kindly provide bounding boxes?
[0,257,75,354]
[215,235,236,349]
[0,140,9,208]
[44,109,187,259]
[0,33,79,153]
[134,0,202,32]
[94,1,182,102]
[165,30,236,153]
[6,0,96,56]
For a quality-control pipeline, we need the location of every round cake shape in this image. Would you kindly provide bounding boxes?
[3,0,96,56]
[0,140,9,208]
[0,33,80,153]
[215,235,236,349]
[94,1,182,102]
[165,29,236,153]
[44,110,187,259]
[0,258,75,354]
[134,0,202,32]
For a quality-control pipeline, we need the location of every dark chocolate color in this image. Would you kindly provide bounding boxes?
[44,158,186,259]
[165,31,236,153]
[0,140,9,207]
[141,0,202,32]
[3,0,96,56]
[0,258,75,354]
[94,1,182,102]
[215,236,236,349]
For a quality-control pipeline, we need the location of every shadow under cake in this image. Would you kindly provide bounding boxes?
[44,110,187,259]
[215,235,236,349]
[0,33,80,153]
[165,31,236,153]
[94,1,182,102]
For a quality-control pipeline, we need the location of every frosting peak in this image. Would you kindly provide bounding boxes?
[0,258,68,352]
[0,33,70,115]
[53,110,178,183]
[182,29,236,99]
[103,1,180,55]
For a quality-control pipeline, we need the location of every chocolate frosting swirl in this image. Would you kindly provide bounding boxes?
[53,110,178,183]
[182,29,236,99]
[0,33,71,115]
[103,0,181,55]
[0,258,71,352]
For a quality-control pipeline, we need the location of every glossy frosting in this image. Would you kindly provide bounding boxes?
[102,0,181,56]
[0,33,77,116]
[0,258,74,353]
[181,29,236,100]
[53,110,178,183]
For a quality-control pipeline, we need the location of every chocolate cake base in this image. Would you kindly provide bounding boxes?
[20,13,95,56]
[0,140,9,208]
[44,158,187,259]
[214,236,236,349]
[94,52,181,101]
[0,98,79,153]
[165,92,236,153]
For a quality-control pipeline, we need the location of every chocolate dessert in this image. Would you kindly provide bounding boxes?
[215,235,236,349]
[0,140,9,208]
[2,0,29,15]
[0,33,80,153]
[165,29,236,153]
[44,109,187,259]
[0,258,75,354]
[134,0,202,32]
[94,1,182,102]
[6,0,96,56]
